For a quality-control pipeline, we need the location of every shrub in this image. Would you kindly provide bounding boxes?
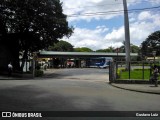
[35,70,44,77]
[35,63,41,70]
[117,68,126,78]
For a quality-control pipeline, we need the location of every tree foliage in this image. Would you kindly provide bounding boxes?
[0,0,73,70]
[74,47,93,52]
[130,44,139,53]
[96,45,139,53]
[119,41,139,53]
[48,40,74,52]
[96,47,114,52]
[141,30,160,57]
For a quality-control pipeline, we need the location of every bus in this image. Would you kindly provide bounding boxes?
[88,57,112,68]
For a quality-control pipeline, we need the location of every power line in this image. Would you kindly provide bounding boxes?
[63,0,160,10]
[63,2,122,10]
[67,5,160,17]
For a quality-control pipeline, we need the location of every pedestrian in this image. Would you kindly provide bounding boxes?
[8,62,13,77]
[153,65,159,87]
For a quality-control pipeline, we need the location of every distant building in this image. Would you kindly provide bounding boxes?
[146,57,160,62]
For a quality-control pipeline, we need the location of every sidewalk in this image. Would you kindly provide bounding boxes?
[0,76,25,80]
[111,83,160,95]
[0,74,33,80]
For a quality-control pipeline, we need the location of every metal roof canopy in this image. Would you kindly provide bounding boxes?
[38,51,138,58]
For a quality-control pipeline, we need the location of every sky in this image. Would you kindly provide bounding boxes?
[60,0,160,51]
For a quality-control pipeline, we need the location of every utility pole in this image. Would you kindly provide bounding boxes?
[123,0,131,70]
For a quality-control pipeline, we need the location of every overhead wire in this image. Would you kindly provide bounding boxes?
[63,0,160,10]
[67,5,160,17]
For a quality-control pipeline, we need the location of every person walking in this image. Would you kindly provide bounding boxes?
[153,65,159,87]
[8,62,13,77]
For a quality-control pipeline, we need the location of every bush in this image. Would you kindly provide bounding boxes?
[117,68,126,78]
[35,70,44,77]
[35,63,41,70]
[133,68,150,71]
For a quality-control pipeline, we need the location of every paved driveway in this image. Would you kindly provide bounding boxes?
[0,68,160,120]
[43,68,109,81]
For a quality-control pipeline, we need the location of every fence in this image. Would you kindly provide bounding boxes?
[109,61,160,83]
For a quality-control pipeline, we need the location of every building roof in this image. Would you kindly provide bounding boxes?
[38,51,138,58]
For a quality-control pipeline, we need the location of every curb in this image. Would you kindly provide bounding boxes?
[113,80,160,84]
[0,79,32,80]
[0,77,33,80]
[110,83,160,95]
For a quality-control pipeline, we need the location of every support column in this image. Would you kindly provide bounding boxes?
[123,0,131,70]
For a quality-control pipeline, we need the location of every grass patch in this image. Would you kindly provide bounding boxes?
[119,70,151,80]
[118,68,160,80]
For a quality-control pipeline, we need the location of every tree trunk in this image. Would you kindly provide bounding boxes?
[20,49,28,72]
[6,34,21,72]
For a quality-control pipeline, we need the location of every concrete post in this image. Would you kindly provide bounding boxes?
[109,61,116,83]
[123,0,131,70]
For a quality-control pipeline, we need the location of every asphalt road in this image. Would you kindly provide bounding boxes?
[0,68,160,120]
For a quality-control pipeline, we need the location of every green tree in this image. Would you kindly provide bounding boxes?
[48,40,74,52]
[74,47,93,52]
[130,44,140,53]
[119,41,139,53]
[0,0,73,71]
[141,30,160,57]
[96,46,114,52]
[96,49,106,52]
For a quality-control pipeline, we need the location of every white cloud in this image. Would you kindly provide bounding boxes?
[138,11,151,21]
[63,27,111,50]
[149,0,160,5]
[61,0,160,22]
[96,25,109,33]
[105,27,124,42]
[105,11,160,47]
[61,0,124,22]
[61,0,160,50]
[64,11,160,50]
